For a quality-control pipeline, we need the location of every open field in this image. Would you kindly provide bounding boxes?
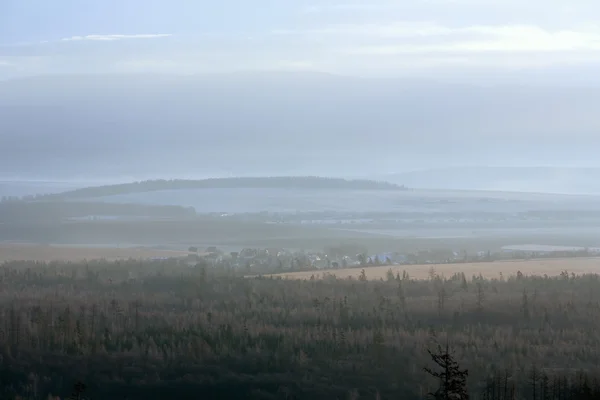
[86,187,600,213]
[4,219,600,254]
[0,219,374,248]
[0,243,188,262]
[265,257,600,280]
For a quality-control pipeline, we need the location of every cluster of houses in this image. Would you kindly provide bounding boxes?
[185,246,356,270]
[181,242,600,272]
[184,246,487,271]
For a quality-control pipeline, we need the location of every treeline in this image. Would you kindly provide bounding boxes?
[0,201,196,223]
[0,260,598,399]
[0,218,307,245]
[38,176,406,200]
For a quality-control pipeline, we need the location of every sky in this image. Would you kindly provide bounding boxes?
[3,0,600,80]
[2,0,600,182]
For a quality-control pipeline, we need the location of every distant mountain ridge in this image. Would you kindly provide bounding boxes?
[379,166,600,194]
[42,177,406,199]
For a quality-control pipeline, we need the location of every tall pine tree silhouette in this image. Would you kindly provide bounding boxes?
[424,342,470,400]
[68,381,87,400]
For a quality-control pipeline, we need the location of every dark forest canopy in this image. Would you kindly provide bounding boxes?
[0,259,599,399]
[41,177,407,200]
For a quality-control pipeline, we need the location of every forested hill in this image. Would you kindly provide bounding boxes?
[45,177,406,199]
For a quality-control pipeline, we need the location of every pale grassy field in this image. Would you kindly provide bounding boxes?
[0,244,188,263]
[265,258,600,281]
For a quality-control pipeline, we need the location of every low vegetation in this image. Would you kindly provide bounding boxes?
[0,259,599,398]
[0,244,188,263]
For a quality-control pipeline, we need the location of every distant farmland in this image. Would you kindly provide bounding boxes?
[264,257,600,281]
[0,243,188,263]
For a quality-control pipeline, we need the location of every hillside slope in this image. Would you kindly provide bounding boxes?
[43,177,405,199]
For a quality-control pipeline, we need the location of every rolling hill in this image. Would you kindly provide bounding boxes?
[41,177,406,200]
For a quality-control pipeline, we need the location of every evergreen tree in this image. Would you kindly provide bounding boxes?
[424,342,470,400]
[68,381,87,400]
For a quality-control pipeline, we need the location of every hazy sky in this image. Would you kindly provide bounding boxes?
[2,0,600,79]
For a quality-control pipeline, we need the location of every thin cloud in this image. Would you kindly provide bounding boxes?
[4,7,600,79]
[59,34,172,42]
[273,22,453,37]
[272,60,318,70]
[299,1,521,14]
[274,22,600,53]
[301,4,397,14]
[113,58,186,73]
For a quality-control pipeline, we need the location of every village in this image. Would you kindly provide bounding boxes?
[180,243,600,273]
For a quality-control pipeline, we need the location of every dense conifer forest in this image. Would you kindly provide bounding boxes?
[0,259,599,399]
